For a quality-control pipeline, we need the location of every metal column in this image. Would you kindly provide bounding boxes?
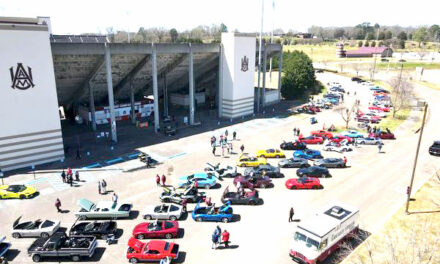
[152,43,160,132]
[129,77,136,124]
[188,44,195,125]
[163,74,169,117]
[262,46,268,109]
[88,82,97,131]
[278,48,283,101]
[218,44,223,118]
[104,43,117,143]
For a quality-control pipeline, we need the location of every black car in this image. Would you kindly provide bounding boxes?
[69,221,117,239]
[220,186,261,206]
[280,141,307,150]
[160,186,206,204]
[278,158,310,168]
[429,141,440,156]
[244,164,283,178]
[296,166,330,178]
[314,158,346,168]
[351,77,364,83]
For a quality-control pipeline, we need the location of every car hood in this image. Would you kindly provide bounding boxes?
[22,186,37,194]
[77,199,95,212]
[128,237,145,253]
[290,239,320,261]
[133,223,149,234]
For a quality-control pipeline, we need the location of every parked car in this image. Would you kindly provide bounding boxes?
[355,137,383,145]
[293,149,323,160]
[285,177,322,190]
[329,136,352,144]
[298,136,324,144]
[314,158,346,168]
[311,130,333,138]
[126,238,179,263]
[233,174,271,189]
[256,148,285,158]
[278,158,310,168]
[177,172,217,189]
[368,106,390,112]
[356,115,379,123]
[0,236,10,263]
[280,141,307,150]
[132,220,179,240]
[323,143,352,153]
[12,217,60,238]
[429,141,440,156]
[221,186,261,205]
[236,155,267,167]
[204,163,238,178]
[75,199,132,220]
[0,184,38,199]
[244,164,283,178]
[340,130,364,138]
[296,166,331,178]
[69,221,117,239]
[192,201,233,223]
[142,204,183,221]
[351,77,363,82]
[375,131,395,139]
[160,186,206,204]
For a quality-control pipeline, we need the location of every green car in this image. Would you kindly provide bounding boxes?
[75,199,132,220]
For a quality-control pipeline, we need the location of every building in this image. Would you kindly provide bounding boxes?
[344,47,393,58]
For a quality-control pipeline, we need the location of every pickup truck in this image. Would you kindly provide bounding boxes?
[28,232,97,262]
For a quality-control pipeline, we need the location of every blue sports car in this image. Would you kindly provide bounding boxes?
[340,130,364,138]
[177,172,217,189]
[293,149,323,160]
[192,201,233,223]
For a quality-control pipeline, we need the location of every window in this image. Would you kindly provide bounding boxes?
[294,232,307,242]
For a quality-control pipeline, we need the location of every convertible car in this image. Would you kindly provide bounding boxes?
[132,220,179,239]
[293,149,323,160]
[142,204,183,221]
[204,163,238,178]
[280,141,307,151]
[75,199,133,220]
[192,201,233,223]
[0,184,38,199]
[126,238,179,263]
[244,164,283,178]
[285,177,322,190]
[296,166,331,178]
[69,220,117,239]
[221,186,261,206]
[297,136,324,144]
[12,216,60,238]
[160,186,206,204]
[177,172,217,189]
[256,149,286,158]
[314,158,346,168]
[236,155,267,167]
[278,158,310,168]
[233,174,272,189]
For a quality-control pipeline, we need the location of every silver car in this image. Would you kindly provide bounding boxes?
[11,216,60,238]
[355,137,383,145]
[142,204,183,221]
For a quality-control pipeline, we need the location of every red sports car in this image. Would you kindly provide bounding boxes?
[132,221,179,239]
[308,106,321,112]
[285,177,322,190]
[298,136,324,144]
[329,135,352,143]
[375,131,395,139]
[311,130,333,138]
[127,238,179,263]
[368,106,390,112]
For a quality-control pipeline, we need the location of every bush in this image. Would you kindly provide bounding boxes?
[399,40,405,49]
[364,41,370,47]
[371,41,376,47]
[281,51,316,100]
[358,41,363,47]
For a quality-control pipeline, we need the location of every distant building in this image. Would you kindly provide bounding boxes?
[50,34,108,43]
[294,33,314,39]
[345,47,393,58]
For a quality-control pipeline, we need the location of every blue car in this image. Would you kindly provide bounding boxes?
[177,172,217,189]
[340,130,365,138]
[293,149,323,160]
[192,201,233,223]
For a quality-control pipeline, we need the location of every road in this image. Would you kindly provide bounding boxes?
[1,72,439,264]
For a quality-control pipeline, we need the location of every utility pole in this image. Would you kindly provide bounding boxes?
[269,0,275,83]
[256,0,264,113]
[406,103,428,214]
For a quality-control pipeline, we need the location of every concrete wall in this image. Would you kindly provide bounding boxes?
[0,22,64,171]
[220,33,256,118]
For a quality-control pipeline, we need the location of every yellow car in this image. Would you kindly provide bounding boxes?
[237,155,267,167]
[0,184,38,199]
[256,149,286,158]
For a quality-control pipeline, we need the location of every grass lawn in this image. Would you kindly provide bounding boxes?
[378,108,411,131]
[413,80,440,91]
[376,62,440,70]
[284,44,370,63]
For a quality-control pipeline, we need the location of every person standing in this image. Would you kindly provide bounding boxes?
[194,179,198,189]
[98,181,102,195]
[293,128,297,136]
[233,131,237,140]
[112,193,118,208]
[156,174,160,186]
[61,170,66,183]
[75,171,80,182]
[221,145,225,157]
[101,179,107,194]
[205,197,212,206]
[69,174,73,187]
[212,145,216,156]
[222,230,230,248]
[343,156,347,167]
[55,198,62,213]
[212,231,219,249]
[67,167,72,178]
[289,207,295,222]
[297,129,301,137]
[181,198,187,213]
[225,130,229,138]
[240,144,244,154]
[161,174,167,186]
[378,142,383,153]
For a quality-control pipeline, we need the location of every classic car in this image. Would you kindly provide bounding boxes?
[192,201,233,223]
[69,221,117,239]
[221,186,261,205]
[285,177,322,190]
[311,130,333,138]
[244,164,283,178]
[297,136,324,144]
[355,137,383,145]
[323,142,353,153]
[236,155,267,167]
[233,174,272,189]
[314,158,346,168]
[12,216,60,238]
[27,232,97,263]
[280,141,307,150]
[296,166,331,178]
[339,130,364,138]
[204,163,238,178]
[296,106,316,114]
[126,238,179,263]
[75,199,133,220]
[142,204,183,221]
[293,149,323,160]
[132,220,179,239]
[256,149,286,158]
[0,185,38,199]
[278,158,310,168]
[177,172,217,189]
[160,186,206,204]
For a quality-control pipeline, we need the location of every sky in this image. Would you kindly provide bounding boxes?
[0,0,438,34]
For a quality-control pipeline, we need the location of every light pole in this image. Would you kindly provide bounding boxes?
[256,0,265,113]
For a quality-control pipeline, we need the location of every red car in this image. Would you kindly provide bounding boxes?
[285,177,322,190]
[368,106,390,112]
[298,136,324,144]
[375,131,395,139]
[329,135,352,143]
[308,106,321,112]
[311,130,333,138]
[132,221,179,239]
[127,238,179,263]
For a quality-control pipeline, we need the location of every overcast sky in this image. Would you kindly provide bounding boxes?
[0,0,438,34]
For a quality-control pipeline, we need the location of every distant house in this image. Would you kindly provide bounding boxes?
[294,33,314,39]
[345,47,393,58]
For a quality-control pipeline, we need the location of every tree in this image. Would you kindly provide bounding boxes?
[334,29,345,39]
[374,23,380,39]
[385,30,393,40]
[106,27,115,42]
[371,41,376,47]
[220,23,228,33]
[364,41,370,47]
[429,24,440,39]
[169,28,178,43]
[378,31,386,40]
[281,51,316,99]
[397,31,408,41]
[358,41,363,47]
[351,63,362,76]
[366,32,375,40]
[413,27,428,47]
[399,40,406,49]
[336,102,358,129]
[389,75,413,118]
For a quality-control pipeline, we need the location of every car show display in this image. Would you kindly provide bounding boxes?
[132,220,179,239]
[75,199,133,220]
[221,186,261,205]
[69,221,118,240]
[142,204,183,221]
[192,202,233,223]
[126,238,179,263]
[0,185,38,199]
[12,217,60,238]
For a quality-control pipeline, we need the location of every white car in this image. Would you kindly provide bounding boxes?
[355,137,383,145]
[368,110,387,118]
[323,143,352,153]
[205,163,238,178]
[12,216,60,238]
[142,204,183,221]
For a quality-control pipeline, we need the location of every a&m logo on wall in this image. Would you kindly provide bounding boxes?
[241,56,249,72]
[10,63,35,90]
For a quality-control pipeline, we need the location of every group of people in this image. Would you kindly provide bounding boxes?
[98,179,108,194]
[156,174,167,186]
[211,226,230,249]
[211,130,238,157]
[293,127,301,137]
[60,168,79,186]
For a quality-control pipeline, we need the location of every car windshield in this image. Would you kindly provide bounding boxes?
[294,232,319,250]
[7,185,26,192]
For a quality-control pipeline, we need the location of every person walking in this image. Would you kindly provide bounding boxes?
[343,156,347,167]
[212,230,220,249]
[161,174,167,186]
[55,198,62,213]
[75,171,80,182]
[233,131,237,140]
[222,230,230,248]
[289,207,295,222]
[293,128,297,136]
[194,179,198,189]
[212,145,216,156]
[297,129,301,137]
[112,193,118,208]
[98,181,102,195]
[240,144,244,154]
[61,170,66,183]
[181,198,187,213]
[101,179,107,194]
[156,174,160,186]
[378,142,383,153]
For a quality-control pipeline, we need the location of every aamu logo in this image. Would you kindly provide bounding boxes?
[241,56,249,72]
[10,63,35,90]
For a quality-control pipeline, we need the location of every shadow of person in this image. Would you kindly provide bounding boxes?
[60,209,70,214]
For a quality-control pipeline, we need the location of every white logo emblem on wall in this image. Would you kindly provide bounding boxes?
[10,63,35,90]
[241,56,249,72]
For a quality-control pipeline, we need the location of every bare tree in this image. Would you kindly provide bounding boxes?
[352,63,362,77]
[339,63,344,73]
[389,75,413,118]
[335,102,358,128]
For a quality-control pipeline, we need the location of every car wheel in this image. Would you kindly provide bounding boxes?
[129,258,138,264]
[291,186,297,190]
[40,232,49,238]
[144,215,153,220]
[79,215,87,220]
[221,217,229,223]
[169,216,177,221]
[205,185,210,190]
[248,200,257,206]
[137,234,145,240]
[312,185,318,189]
[165,233,173,239]
[32,255,41,262]
[19,194,26,199]
[12,232,21,238]
[72,255,80,262]
[275,155,280,158]
[196,217,203,222]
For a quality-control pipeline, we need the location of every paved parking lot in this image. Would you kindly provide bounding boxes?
[1,72,439,264]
